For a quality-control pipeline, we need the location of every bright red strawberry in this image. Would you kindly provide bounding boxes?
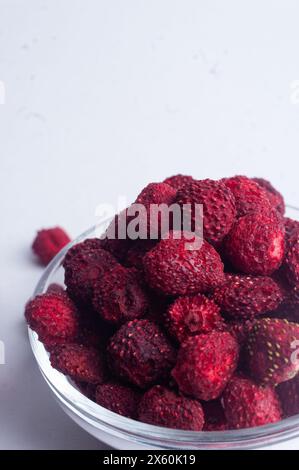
[25,292,79,345]
[172,331,239,401]
[32,227,71,265]
[222,175,272,218]
[166,294,224,343]
[143,232,225,296]
[176,179,236,244]
[222,376,282,429]
[50,343,105,384]
[212,274,283,319]
[138,385,204,431]
[253,177,285,215]
[277,374,299,417]
[224,213,285,275]
[245,318,299,385]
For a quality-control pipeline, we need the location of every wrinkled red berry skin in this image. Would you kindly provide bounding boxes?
[212,274,283,320]
[93,265,149,325]
[50,343,105,384]
[222,376,282,429]
[63,238,118,305]
[25,292,79,345]
[223,175,272,218]
[176,179,236,244]
[138,385,204,431]
[107,319,176,389]
[166,294,224,343]
[284,217,299,250]
[143,232,225,296]
[136,182,177,206]
[224,213,285,275]
[253,177,285,215]
[246,318,299,385]
[163,174,194,189]
[172,331,239,401]
[277,375,299,417]
[95,382,141,419]
[283,236,299,287]
[32,227,71,265]
[202,400,228,431]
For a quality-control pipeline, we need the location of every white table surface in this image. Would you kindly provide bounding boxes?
[1,0,299,450]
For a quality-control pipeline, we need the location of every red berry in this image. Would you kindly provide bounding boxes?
[50,343,105,384]
[166,294,224,343]
[107,319,176,389]
[138,385,204,431]
[253,178,285,215]
[95,382,140,419]
[283,236,299,287]
[25,292,79,345]
[163,174,194,189]
[63,238,118,305]
[212,274,283,320]
[284,217,299,250]
[95,382,141,418]
[136,182,177,206]
[222,376,282,429]
[277,375,299,417]
[176,179,236,244]
[224,213,285,275]
[124,239,157,271]
[32,227,71,265]
[143,232,225,296]
[93,265,149,325]
[46,283,65,295]
[245,318,299,385]
[223,175,272,218]
[202,400,228,431]
[172,331,239,401]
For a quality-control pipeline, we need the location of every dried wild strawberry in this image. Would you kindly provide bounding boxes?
[32,227,71,265]
[222,376,282,429]
[138,385,204,431]
[253,177,285,215]
[95,382,141,418]
[172,331,239,401]
[163,174,194,189]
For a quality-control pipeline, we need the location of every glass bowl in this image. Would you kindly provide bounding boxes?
[28,212,299,450]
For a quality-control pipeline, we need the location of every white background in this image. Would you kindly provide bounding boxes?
[1,0,299,450]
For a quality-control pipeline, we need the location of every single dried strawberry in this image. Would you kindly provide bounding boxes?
[138,385,204,430]
[32,227,71,265]
[212,274,283,320]
[25,292,79,345]
[136,182,177,206]
[176,179,236,244]
[245,318,299,385]
[222,175,272,218]
[172,331,239,401]
[107,319,176,389]
[277,374,299,417]
[63,238,119,305]
[224,213,285,275]
[284,217,299,250]
[93,265,149,325]
[163,174,194,189]
[222,376,282,429]
[143,231,225,296]
[50,343,105,384]
[253,177,285,215]
[95,382,141,418]
[202,400,228,431]
[166,294,224,343]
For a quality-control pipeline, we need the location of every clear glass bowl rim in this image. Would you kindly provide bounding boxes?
[28,219,299,450]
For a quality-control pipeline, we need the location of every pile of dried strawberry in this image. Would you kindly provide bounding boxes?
[26,175,299,431]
